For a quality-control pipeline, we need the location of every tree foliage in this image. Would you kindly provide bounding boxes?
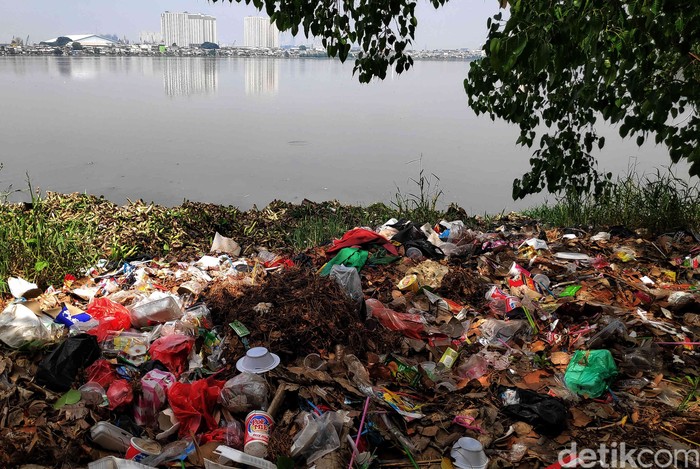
[213,0,448,81]
[466,0,700,198]
[215,0,699,199]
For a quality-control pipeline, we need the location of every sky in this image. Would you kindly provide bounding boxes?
[0,0,501,49]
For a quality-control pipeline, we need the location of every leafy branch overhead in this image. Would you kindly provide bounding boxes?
[213,0,448,81]
[216,0,699,200]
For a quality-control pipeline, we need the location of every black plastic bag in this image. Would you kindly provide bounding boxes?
[498,386,568,436]
[36,333,101,392]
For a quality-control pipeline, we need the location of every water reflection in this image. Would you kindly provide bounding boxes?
[162,58,217,97]
[245,59,278,96]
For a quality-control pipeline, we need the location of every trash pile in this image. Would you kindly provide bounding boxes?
[1,219,699,468]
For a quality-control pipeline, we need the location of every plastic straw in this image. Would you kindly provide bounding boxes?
[348,396,371,469]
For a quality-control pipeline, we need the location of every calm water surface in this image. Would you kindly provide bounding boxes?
[0,56,683,212]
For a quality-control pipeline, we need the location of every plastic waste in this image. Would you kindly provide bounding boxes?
[210,232,241,256]
[86,298,132,342]
[148,334,195,376]
[167,377,225,436]
[200,420,244,449]
[451,437,488,469]
[135,370,176,426]
[587,317,630,348]
[564,350,618,398]
[7,276,41,299]
[290,410,349,464]
[613,246,636,262]
[0,303,51,349]
[107,379,134,410]
[498,386,568,435]
[219,372,270,414]
[456,354,489,380]
[479,318,527,344]
[129,296,183,328]
[329,265,363,302]
[36,333,101,392]
[365,298,425,340]
[621,342,662,374]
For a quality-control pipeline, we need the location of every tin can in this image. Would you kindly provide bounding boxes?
[244,411,274,458]
[398,274,419,293]
[125,437,161,462]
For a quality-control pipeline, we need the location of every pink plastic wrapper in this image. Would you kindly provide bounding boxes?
[365,298,425,340]
[134,369,176,426]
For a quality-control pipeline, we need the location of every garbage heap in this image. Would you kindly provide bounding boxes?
[0,219,699,468]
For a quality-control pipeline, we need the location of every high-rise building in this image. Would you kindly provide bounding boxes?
[161,12,217,47]
[139,31,162,44]
[244,17,280,48]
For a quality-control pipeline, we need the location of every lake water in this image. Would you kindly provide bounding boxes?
[0,56,685,213]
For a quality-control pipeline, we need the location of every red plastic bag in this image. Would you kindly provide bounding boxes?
[107,379,133,410]
[86,298,132,342]
[200,421,244,449]
[86,359,117,389]
[167,377,225,437]
[366,298,425,340]
[149,334,195,376]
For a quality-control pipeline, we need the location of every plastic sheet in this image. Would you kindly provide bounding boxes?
[86,359,118,389]
[36,333,101,392]
[498,386,568,436]
[219,372,269,414]
[329,265,363,302]
[167,377,225,437]
[365,299,425,340]
[290,410,349,464]
[200,421,244,449]
[0,303,51,349]
[107,379,134,410]
[86,298,132,342]
[564,349,618,398]
[148,334,195,376]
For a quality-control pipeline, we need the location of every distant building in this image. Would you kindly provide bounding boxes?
[41,34,118,47]
[161,12,217,47]
[244,17,279,48]
[140,31,163,44]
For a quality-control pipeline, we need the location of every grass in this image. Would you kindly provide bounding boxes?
[523,168,700,233]
[0,182,100,293]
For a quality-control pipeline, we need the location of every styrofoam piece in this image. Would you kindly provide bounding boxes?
[213,445,276,469]
[88,456,155,469]
[204,458,233,469]
[89,421,134,452]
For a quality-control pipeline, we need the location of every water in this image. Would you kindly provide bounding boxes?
[0,56,684,213]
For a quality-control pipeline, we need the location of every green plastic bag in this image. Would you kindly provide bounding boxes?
[564,349,618,398]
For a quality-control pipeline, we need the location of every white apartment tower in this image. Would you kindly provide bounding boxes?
[161,12,217,47]
[244,17,280,48]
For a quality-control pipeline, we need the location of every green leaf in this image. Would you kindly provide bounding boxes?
[35,260,49,272]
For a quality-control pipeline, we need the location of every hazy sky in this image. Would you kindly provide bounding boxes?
[1,0,501,48]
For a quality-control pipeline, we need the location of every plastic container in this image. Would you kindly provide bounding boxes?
[128,297,183,328]
[451,437,489,469]
[125,437,161,462]
[90,421,134,452]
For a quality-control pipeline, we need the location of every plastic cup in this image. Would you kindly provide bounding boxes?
[125,437,161,462]
[244,411,274,458]
[303,353,327,371]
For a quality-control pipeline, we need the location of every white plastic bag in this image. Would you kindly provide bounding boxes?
[0,303,50,349]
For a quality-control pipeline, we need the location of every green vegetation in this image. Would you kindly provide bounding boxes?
[215,0,699,200]
[524,169,700,232]
[1,169,698,293]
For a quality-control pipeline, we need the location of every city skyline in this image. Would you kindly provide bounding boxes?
[0,0,502,49]
[161,12,217,47]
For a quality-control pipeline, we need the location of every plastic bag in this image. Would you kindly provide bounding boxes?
[219,372,269,414]
[0,303,51,349]
[86,359,118,389]
[498,386,568,436]
[200,421,244,449]
[479,318,527,344]
[291,410,349,464]
[135,369,176,425]
[86,298,132,342]
[36,333,101,392]
[149,334,195,376]
[365,298,425,340]
[564,350,618,398]
[107,379,134,410]
[329,265,363,302]
[168,377,225,437]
